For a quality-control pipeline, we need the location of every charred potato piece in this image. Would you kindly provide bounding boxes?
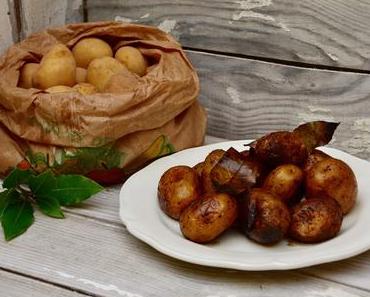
[305,158,357,214]
[263,164,303,204]
[202,149,225,194]
[240,188,291,245]
[251,131,308,166]
[303,149,332,173]
[289,198,343,243]
[179,193,237,243]
[158,166,201,220]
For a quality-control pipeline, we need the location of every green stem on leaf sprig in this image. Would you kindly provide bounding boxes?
[0,168,104,241]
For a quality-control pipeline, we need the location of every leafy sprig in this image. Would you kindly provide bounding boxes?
[0,168,103,241]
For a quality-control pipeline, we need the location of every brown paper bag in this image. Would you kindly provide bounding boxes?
[0,21,206,184]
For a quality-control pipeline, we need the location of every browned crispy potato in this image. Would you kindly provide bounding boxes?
[251,131,308,166]
[158,166,201,220]
[193,162,204,179]
[202,149,225,194]
[263,164,303,204]
[240,188,290,245]
[179,193,237,243]
[305,158,357,214]
[303,149,332,173]
[289,198,343,243]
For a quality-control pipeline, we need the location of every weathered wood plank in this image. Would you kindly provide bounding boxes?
[0,0,16,54]
[0,269,86,297]
[19,0,83,38]
[87,0,370,70]
[0,212,369,297]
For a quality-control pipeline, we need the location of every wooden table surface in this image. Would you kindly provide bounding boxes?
[0,135,369,297]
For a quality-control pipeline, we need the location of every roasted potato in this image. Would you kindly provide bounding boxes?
[303,149,331,173]
[240,188,290,245]
[305,158,357,214]
[201,149,225,194]
[158,166,201,220]
[289,198,343,243]
[179,193,237,243]
[72,38,113,68]
[263,164,303,204]
[250,131,308,167]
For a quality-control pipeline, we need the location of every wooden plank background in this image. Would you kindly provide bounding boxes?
[87,0,370,71]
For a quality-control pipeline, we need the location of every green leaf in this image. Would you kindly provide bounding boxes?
[36,195,64,219]
[52,175,104,206]
[3,168,34,189]
[29,170,56,198]
[1,194,34,241]
[0,189,18,219]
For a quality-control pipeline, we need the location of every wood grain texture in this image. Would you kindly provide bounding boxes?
[0,0,15,54]
[0,212,369,297]
[87,0,370,70]
[0,269,86,297]
[19,0,83,38]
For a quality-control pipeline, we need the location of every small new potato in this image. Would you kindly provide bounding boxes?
[179,193,237,243]
[263,164,303,204]
[72,38,113,68]
[19,63,39,88]
[201,149,225,194]
[73,82,98,95]
[45,85,76,93]
[305,158,357,214]
[303,149,331,173]
[87,56,126,91]
[289,198,343,243]
[241,188,291,245]
[158,166,201,220]
[115,46,148,76]
[76,67,87,83]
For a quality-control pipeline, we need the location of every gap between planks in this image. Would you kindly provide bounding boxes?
[184,46,370,75]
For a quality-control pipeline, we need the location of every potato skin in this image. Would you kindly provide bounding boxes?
[73,82,98,95]
[305,158,357,214]
[252,131,308,166]
[179,193,237,243]
[303,149,331,173]
[263,164,303,204]
[72,38,113,68]
[201,149,225,194]
[19,63,39,88]
[241,188,291,245]
[158,166,201,220]
[289,198,343,243]
[45,85,76,93]
[115,46,148,76]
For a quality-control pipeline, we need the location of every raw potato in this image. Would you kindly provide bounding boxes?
[86,56,126,92]
[45,85,76,93]
[33,44,76,89]
[158,166,201,220]
[18,63,39,88]
[76,67,87,83]
[263,164,303,204]
[179,193,237,243]
[201,149,225,194]
[240,188,291,245]
[289,198,343,243]
[72,38,113,68]
[115,46,147,76]
[305,158,357,214]
[303,149,331,173]
[73,82,98,95]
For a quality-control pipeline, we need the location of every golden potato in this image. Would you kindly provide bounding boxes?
[73,82,98,95]
[305,158,357,214]
[263,164,303,204]
[86,56,126,92]
[72,38,113,68]
[201,149,225,194]
[45,85,76,93]
[240,188,290,245]
[179,193,237,243]
[115,46,147,76]
[303,149,331,173]
[289,198,343,243]
[18,63,39,88]
[76,67,87,83]
[33,44,76,89]
[158,166,201,220]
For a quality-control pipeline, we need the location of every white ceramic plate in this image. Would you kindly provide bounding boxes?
[119,140,370,270]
